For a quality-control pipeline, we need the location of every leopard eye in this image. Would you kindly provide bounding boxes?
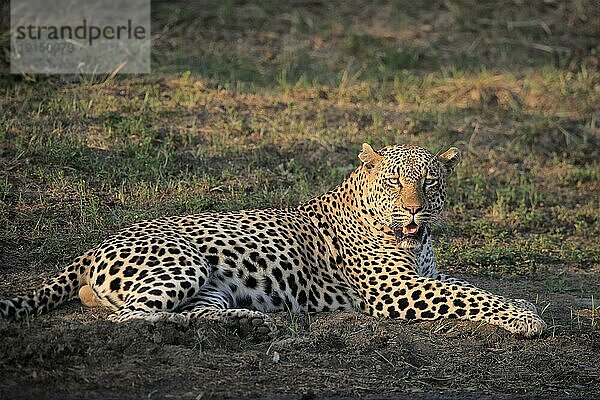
[386,177,401,187]
[424,178,438,187]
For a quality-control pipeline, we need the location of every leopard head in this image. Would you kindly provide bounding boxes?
[358,143,460,249]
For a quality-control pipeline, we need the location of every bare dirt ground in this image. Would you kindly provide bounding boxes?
[0,274,598,399]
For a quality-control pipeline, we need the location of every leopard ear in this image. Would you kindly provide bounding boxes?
[358,143,383,170]
[438,147,461,174]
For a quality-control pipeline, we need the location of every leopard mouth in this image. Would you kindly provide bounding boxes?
[393,221,423,244]
[403,222,420,237]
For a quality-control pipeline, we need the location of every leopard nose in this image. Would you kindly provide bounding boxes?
[403,205,422,214]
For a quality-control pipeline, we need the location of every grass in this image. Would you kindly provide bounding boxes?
[569,295,599,332]
[0,0,598,309]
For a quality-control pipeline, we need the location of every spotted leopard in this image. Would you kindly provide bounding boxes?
[0,143,546,337]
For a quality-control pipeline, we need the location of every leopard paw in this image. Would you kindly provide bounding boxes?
[226,310,278,338]
[506,311,547,338]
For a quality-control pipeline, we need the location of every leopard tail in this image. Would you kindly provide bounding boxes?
[0,251,93,319]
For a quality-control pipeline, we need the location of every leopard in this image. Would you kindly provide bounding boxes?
[0,143,547,337]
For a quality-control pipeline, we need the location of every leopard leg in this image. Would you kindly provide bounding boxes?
[182,306,277,336]
[439,276,540,314]
[417,235,540,315]
[363,273,546,337]
[178,286,277,336]
[108,304,189,325]
[94,247,213,324]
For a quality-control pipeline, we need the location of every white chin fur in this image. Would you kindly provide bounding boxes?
[397,237,421,249]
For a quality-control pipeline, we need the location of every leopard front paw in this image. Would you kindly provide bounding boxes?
[506,311,547,338]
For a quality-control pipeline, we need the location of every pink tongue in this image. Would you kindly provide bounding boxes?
[403,224,419,235]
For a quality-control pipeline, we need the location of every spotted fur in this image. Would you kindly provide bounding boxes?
[0,144,546,337]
